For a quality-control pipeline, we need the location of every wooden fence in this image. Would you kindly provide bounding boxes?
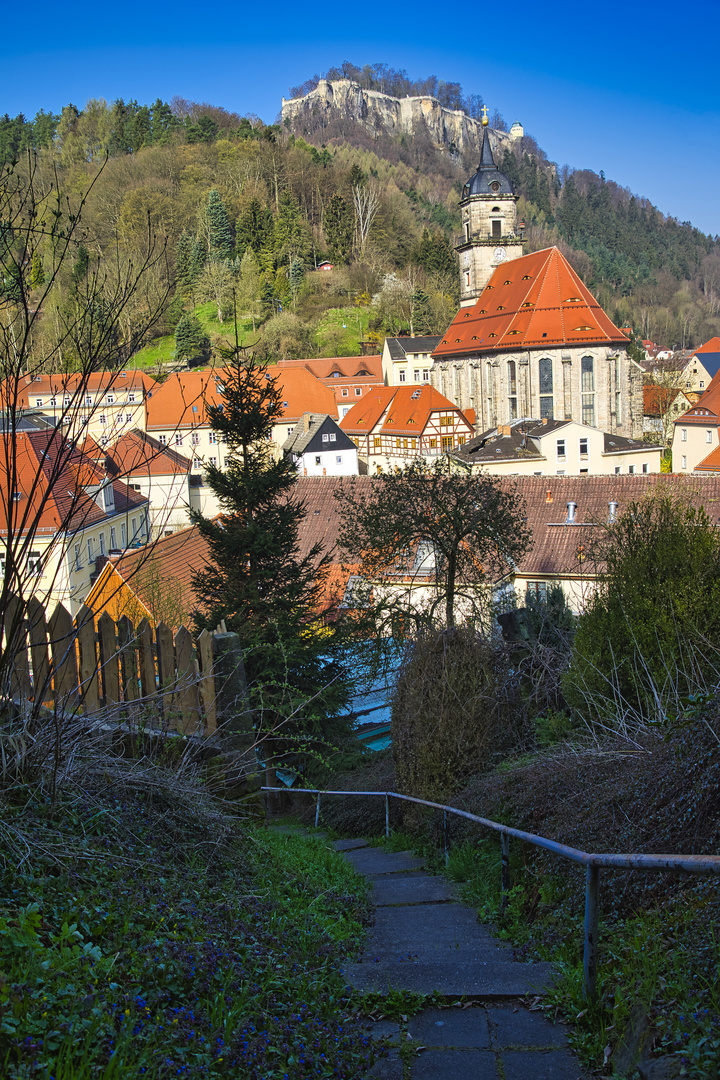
[3,597,218,735]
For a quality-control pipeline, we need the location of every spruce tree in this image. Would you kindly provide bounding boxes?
[205,188,235,261]
[174,313,211,365]
[191,354,354,758]
[323,194,353,263]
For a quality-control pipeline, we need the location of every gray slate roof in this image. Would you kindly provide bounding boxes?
[385,336,442,360]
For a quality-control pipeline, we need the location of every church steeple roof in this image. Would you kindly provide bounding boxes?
[462,125,514,198]
[433,247,631,358]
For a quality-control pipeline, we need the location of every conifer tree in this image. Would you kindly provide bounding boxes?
[191,353,354,757]
[205,188,235,261]
[323,194,353,263]
[174,312,211,365]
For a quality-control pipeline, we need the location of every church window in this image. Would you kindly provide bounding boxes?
[581,356,595,426]
[539,358,554,420]
[507,361,517,396]
[465,271,470,287]
[614,357,622,424]
[492,206,500,212]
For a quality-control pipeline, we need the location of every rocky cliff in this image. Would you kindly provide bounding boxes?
[282,79,521,157]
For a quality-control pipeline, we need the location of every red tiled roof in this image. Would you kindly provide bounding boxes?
[5,370,156,409]
[0,430,147,538]
[433,247,629,358]
[145,365,337,430]
[106,429,192,478]
[643,385,682,417]
[277,355,383,380]
[695,337,720,355]
[293,474,720,583]
[104,524,211,619]
[339,385,472,436]
[694,447,720,473]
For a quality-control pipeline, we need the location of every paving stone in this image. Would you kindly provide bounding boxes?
[411,1048,498,1079]
[501,1048,588,1079]
[366,1019,402,1043]
[366,1050,403,1079]
[344,959,556,996]
[407,1006,490,1047]
[487,1006,568,1048]
[371,875,456,906]
[344,849,427,875]
[331,838,369,851]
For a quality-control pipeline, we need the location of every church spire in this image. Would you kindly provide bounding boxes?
[478,120,496,171]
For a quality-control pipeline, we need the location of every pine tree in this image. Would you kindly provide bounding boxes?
[323,194,353,263]
[174,313,211,365]
[237,248,262,330]
[191,355,354,757]
[205,189,235,261]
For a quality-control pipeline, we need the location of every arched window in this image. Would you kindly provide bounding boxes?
[539,358,553,419]
[581,356,594,425]
[507,360,517,420]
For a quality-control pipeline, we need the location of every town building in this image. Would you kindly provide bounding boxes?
[340,385,474,473]
[104,429,193,538]
[85,524,210,629]
[381,336,442,387]
[144,366,338,463]
[276,355,383,418]
[283,414,359,476]
[455,115,525,305]
[451,418,662,476]
[679,337,720,392]
[643,386,694,442]
[431,246,644,438]
[0,428,150,615]
[7,370,157,444]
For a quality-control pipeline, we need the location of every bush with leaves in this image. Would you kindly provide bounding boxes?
[564,488,720,732]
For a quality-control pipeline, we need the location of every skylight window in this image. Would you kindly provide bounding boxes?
[574,326,594,331]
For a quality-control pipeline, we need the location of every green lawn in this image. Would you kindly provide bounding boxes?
[313,306,376,357]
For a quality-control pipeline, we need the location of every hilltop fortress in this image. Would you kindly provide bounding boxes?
[281,79,524,156]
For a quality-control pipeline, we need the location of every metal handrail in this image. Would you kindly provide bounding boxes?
[262,786,720,1000]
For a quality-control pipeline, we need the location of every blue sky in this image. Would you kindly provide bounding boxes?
[3,0,718,234]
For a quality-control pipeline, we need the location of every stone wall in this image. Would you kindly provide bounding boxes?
[431,347,645,439]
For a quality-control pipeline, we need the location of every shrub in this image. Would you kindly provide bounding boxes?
[391,627,527,802]
[564,488,720,733]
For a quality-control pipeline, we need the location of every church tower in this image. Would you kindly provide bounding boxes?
[456,110,525,306]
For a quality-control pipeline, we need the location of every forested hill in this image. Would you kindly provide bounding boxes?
[1,72,718,362]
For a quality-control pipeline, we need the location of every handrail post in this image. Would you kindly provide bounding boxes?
[315,791,321,829]
[501,832,511,913]
[443,810,449,866]
[583,863,600,1000]
[385,793,390,838]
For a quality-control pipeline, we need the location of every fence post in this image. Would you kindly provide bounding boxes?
[501,832,511,913]
[583,863,600,1000]
[315,792,321,829]
[443,810,449,866]
[385,793,390,838]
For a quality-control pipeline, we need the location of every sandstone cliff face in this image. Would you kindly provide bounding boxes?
[282,79,516,158]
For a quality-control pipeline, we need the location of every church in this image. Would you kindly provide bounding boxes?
[431,115,644,438]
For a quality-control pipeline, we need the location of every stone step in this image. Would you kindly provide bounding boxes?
[343,959,556,997]
[331,838,369,851]
[371,874,457,906]
[344,849,427,875]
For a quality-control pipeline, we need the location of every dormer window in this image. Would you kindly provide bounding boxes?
[522,275,531,280]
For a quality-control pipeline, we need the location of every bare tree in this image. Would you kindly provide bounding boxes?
[352,182,380,257]
[0,154,173,705]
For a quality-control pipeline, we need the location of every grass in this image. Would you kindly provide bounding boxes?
[313,307,374,357]
[131,305,255,371]
[0,791,379,1078]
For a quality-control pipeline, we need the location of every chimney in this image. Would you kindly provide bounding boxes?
[541,417,548,425]
[303,412,312,433]
[565,501,577,525]
[500,424,512,436]
[545,489,553,503]
[608,500,618,524]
